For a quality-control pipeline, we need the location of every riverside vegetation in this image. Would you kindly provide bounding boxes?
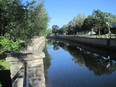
[0,0,49,70]
[52,10,116,36]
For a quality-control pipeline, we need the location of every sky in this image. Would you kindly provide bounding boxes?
[23,0,116,28]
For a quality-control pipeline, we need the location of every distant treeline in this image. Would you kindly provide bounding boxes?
[52,10,116,36]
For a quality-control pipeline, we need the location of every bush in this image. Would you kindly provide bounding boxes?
[0,37,21,52]
[0,82,2,87]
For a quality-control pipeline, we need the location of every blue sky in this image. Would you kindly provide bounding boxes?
[23,0,116,28]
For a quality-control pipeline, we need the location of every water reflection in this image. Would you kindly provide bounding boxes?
[43,46,51,86]
[53,41,116,75]
[44,40,116,87]
[53,42,60,50]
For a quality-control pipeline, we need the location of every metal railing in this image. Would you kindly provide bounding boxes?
[12,62,29,87]
[12,64,23,84]
[23,62,29,87]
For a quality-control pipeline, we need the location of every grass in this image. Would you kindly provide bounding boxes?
[0,60,10,70]
[78,33,116,38]
[0,82,2,87]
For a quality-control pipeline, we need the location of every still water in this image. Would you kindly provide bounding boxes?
[44,40,116,87]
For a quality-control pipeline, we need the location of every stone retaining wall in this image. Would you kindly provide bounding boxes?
[6,36,46,87]
[47,36,116,50]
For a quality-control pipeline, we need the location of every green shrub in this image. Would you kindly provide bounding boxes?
[0,60,10,70]
[11,41,20,51]
[0,82,2,87]
[0,37,21,52]
[0,37,11,51]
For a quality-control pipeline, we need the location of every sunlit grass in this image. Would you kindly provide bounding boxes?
[78,33,116,38]
[0,60,10,70]
[0,82,2,87]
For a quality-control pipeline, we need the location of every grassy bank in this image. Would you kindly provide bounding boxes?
[0,60,10,70]
[77,33,116,38]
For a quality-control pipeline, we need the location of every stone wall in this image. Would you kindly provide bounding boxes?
[6,36,46,87]
[47,36,116,50]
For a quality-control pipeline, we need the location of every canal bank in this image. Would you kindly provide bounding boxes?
[47,36,116,50]
[6,36,46,87]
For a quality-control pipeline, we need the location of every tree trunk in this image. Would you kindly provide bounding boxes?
[99,30,100,36]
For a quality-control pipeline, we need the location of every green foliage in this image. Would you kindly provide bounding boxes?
[60,10,116,36]
[0,37,21,52]
[60,25,68,34]
[0,82,2,87]
[111,15,116,24]
[46,29,52,36]
[82,16,95,32]
[10,41,20,51]
[0,0,49,40]
[60,13,86,35]
[0,60,10,70]
[82,10,114,35]
[0,0,25,36]
[58,28,65,35]
[0,37,11,51]
[52,25,59,35]
[92,10,112,35]
[72,13,86,31]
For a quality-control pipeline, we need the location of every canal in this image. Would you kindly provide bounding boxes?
[0,38,116,87]
[44,40,116,87]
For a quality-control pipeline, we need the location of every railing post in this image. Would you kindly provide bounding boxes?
[23,62,29,87]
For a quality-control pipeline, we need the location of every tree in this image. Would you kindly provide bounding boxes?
[66,25,74,35]
[46,28,52,36]
[82,16,95,32]
[82,10,112,35]
[110,15,116,34]
[58,28,64,35]
[63,13,86,35]
[24,3,49,38]
[111,15,116,24]
[0,0,49,40]
[60,25,68,35]
[0,0,25,36]
[92,9,112,35]
[52,25,59,35]
[73,13,86,32]
[60,9,115,36]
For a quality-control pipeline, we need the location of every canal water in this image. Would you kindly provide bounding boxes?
[44,40,116,87]
[0,39,116,87]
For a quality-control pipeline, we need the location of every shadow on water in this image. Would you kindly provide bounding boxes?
[47,39,116,76]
